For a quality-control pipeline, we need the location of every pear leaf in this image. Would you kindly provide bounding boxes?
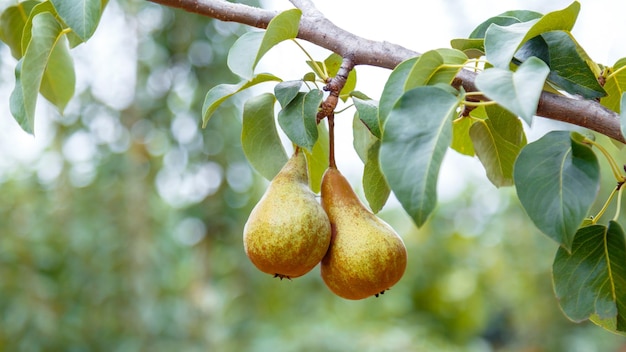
[277,89,323,151]
[475,56,549,124]
[484,1,580,68]
[514,131,600,250]
[202,73,282,127]
[9,12,68,134]
[242,93,288,181]
[553,221,626,333]
[50,0,102,41]
[380,86,460,227]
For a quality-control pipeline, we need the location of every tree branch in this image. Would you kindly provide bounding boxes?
[147,0,625,143]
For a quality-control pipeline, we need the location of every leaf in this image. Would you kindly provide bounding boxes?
[602,58,626,113]
[380,86,460,227]
[274,80,302,108]
[513,131,600,250]
[9,12,68,134]
[201,73,282,127]
[470,119,522,187]
[484,1,580,68]
[241,93,288,181]
[451,116,475,156]
[475,56,550,124]
[352,115,390,213]
[553,221,626,333]
[227,9,301,79]
[0,1,39,59]
[485,104,527,146]
[363,140,390,213]
[541,31,605,99]
[39,34,75,113]
[257,9,301,68]
[304,123,329,194]
[227,31,264,80]
[353,115,376,163]
[449,38,485,59]
[277,89,323,151]
[378,57,419,127]
[405,49,467,90]
[50,0,102,41]
[353,97,380,139]
[404,50,445,89]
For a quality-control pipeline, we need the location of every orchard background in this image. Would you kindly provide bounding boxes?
[1,0,626,351]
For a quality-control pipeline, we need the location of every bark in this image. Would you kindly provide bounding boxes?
[147,0,625,143]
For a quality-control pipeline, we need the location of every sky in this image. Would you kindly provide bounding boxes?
[1,0,626,207]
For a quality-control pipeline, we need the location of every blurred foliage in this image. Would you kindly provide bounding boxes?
[0,1,625,351]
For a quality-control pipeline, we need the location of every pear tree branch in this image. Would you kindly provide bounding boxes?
[147,0,625,143]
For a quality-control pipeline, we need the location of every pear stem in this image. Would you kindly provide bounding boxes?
[328,112,336,169]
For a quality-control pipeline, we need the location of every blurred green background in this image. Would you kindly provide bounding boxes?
[1,1,626,351]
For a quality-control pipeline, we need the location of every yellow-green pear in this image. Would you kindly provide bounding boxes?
[320,166,407,299]
[243,150,331,279]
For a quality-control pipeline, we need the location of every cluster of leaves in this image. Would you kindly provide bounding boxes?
[200,2,626,335]
[1,0,626,337]
[0,0,105,134]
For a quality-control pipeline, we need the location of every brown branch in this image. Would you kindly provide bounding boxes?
[147,0,625,143]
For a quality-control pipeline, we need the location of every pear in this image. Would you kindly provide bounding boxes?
[320,166,407,299]
[243,150,331,279]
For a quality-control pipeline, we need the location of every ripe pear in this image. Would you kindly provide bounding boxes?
[320,166,407,299]
[243,150,331,279]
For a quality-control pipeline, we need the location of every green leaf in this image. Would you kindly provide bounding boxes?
[513,131,600,250]
[275,80,302,108]
[39,34,75,113]
[380,86,460,227]
[277,89,323,151]
[541,31,605,99]
[470,119,522,187]
[241,93,288,181]
[9,12,68,134]
[0,1,39,59]
[553,221,626,333]
[363,140,390,213]
[201,73,282,127]
[352,115,390,213]
[353,97,380,139]
[227,9,301,79]
[602,58,626,113]
[405,49,467,90]
[257,9,301,68]
[469,15,523,39]
[378,57,419,127]
[353,114,376,163]
[304,123,329,194]
[484,1,580,68]
[485,104,527,146]
[404,50,445,89]
[50,0,101,41]
[451,116,475,156]
[449,38,485,59]
[475,56,550,124]
[227,31,264,80]
[9,61,27,130]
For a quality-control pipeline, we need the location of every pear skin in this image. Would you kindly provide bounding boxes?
[320,166,407,299]
[243,150,331,279]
